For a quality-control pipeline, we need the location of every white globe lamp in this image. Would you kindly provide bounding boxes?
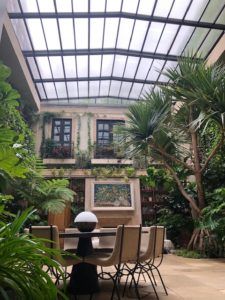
[74,211,98,232]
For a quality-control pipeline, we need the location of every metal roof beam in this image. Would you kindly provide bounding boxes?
[41,95,138,102]
[23,48,180,61]
[8,12,225,30]
[34,76,166,85]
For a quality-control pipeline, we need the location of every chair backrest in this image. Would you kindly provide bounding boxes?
[98,227,117,249]
[155,226,165,258]
[64,228,79,251]
[109,225,142,265]
[140,226,165,262]
[140,226,150,252]
[28,225,60,250]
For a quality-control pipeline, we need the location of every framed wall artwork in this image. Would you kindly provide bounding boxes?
[91,181,135,210]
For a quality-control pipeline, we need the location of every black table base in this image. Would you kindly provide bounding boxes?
[68,236,100,295]
[68,262,100,295]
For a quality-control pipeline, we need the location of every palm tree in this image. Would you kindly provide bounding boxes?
[118,56,225,250]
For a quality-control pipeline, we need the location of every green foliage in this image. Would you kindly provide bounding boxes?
[0,62,35,181]
[75,150,92,169]
[199,188,225,257]
[140,166,174,191]
[176,249,202,259]
[0,206,67,299]
[16,177,75,214]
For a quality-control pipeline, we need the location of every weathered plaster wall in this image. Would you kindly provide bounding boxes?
[35,105,129,157]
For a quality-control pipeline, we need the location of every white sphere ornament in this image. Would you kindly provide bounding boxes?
[74,211,98,232]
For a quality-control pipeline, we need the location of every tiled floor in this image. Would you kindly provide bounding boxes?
[65,254,225,300]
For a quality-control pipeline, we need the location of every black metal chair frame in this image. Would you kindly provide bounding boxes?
[96,224,142,300]
[29,224,70,285]
[137,226,168,299]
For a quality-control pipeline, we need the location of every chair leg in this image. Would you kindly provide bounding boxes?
[154,266,168,295]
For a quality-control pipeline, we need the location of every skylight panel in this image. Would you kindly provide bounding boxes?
[135,58,153,80]
[59,19,75,49]
[119,82,132,98]
[113,55,127,77]
[90,55,101,77]
[159,61,178,82]
[100,81,110,96]
[169,26,195,56]
[36,83,46,99]
[117,19,135,49]
[198,30,222,57]
[67,82,78,97]
[44,82,57,99]
[11,19,32,51]
[91,0,105,12]
[55,82,67,98]
[154,0,174,17]
[36,57,52,79]
[185,28,209,54]
[201,0,225,23]
[63,56,77,78]
[129,83,143,99]
[157,24,179,54]
[103,19,119,48]
[185,0,208,21]
[124,57,139,79]
[141,84,153,97]
[42,19,60,50]
[20,0,38,12]
[56,0,72,12]
[26,19,46,50]
[90,19,104,49]
[109,81,121,97]
[73,0,88,12]
[101,55,114,76]
[78,81,88,97]
[37,0,55,12]
[49,57,64,78]
[27,57,40,79]
[106,0,122,12]
[169,0,191,19]
[143,22,164,52]
[75,19,88,49]
[122,0,139,13]
[76,56,88,77]
[216,9,225,24]
[89,81,100,97]
[138,0,155,15]
[147,60,164,81]
[129,20,148,51]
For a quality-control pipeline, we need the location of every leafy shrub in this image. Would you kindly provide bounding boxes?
[176,249,202,259]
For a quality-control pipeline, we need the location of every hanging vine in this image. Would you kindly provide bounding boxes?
[87,113,93,155]
[76,114,81,151]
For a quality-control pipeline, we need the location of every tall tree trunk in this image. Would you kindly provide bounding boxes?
[189,106,205,210]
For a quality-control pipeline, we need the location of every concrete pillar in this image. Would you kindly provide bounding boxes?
[0,0,6,40]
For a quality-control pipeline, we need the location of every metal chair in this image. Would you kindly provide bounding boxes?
[85,225,142,300]
[138,226,168,299]
[27,225,80,285]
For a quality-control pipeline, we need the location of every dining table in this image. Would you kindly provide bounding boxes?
[59,229,117,296]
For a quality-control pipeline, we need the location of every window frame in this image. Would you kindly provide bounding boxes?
[51,118,72,145]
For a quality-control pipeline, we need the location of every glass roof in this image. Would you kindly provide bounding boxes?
[7,0,225,106]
